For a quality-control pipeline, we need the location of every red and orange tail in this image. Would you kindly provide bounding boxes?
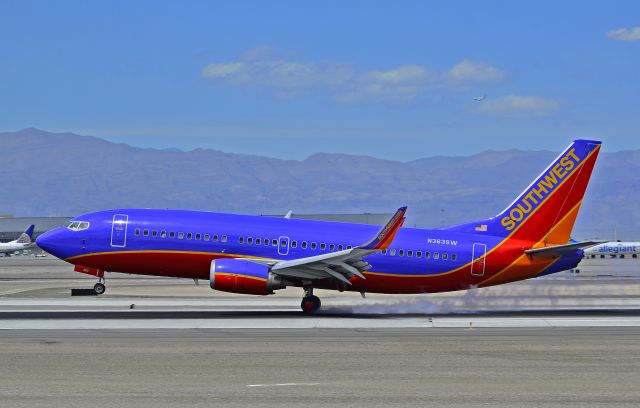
[445,140,602,245]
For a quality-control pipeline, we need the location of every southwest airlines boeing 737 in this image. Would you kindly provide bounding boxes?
[37,140,601,313]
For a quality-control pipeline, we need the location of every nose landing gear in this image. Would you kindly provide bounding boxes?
[301,287,321,314]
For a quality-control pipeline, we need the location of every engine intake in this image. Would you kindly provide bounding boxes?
[210,259,284,295]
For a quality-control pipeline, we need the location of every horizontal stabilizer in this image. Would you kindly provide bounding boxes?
[525,241,603,258]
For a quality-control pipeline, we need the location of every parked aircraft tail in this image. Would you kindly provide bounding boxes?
[443,139,602,245]
[15,225,35,244]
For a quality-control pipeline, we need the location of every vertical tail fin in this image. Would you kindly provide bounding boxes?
[15,225,35,244]
[444,140,602,244]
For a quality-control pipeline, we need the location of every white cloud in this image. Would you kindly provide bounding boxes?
[202,62,245,78]
[202,48,505,103]
[475,95,562,117]
[607,26,640,42]
[448,60,504,83]
[336,65,436,103]
[202,55,352,94]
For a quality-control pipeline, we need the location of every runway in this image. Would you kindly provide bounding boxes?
[2,258,640,407]
[2,300,640,329]
[1,327,640,408]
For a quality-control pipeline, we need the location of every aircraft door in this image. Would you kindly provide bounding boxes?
[110,214,129,248]
[278,236,290,256]
[470,242,487,276]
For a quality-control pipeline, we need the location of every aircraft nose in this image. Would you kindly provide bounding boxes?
[36,228,64,257]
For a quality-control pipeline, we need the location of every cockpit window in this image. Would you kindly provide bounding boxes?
[67,221,90,231]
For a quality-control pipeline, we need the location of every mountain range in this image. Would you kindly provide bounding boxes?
[1,128,638,239]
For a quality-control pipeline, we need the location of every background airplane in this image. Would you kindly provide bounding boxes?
[583,242,640,258]
[36,140,602,313]
[0,225,35,256]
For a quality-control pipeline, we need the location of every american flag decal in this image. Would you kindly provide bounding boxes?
[475,224,488,232]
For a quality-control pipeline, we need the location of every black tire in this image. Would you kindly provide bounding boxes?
[93,282,106,295]
[301,295,321,314]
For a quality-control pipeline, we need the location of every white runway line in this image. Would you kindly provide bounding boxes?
[2,316,640,330]
[247,383,321,387]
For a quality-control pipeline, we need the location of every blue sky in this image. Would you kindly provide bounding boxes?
[1,0,639,160]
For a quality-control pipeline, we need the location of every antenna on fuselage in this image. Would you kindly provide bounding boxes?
[284,210,293,219]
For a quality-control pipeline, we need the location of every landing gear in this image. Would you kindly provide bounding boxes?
[93,278,106,295]
[301,287,321,314]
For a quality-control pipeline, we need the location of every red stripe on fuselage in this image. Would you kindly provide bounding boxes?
[70,251,234,280]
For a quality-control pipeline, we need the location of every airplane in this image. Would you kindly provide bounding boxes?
[36,139,602,314]
[583,242,640,259]
[474,95,486,102]
[0,225,36,256]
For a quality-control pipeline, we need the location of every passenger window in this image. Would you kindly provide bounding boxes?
[204,234,210,241]
[152,230,158,237]
[135,228,140,236]
[398,249,404,257]
[442,253,448,260]
[390,249,396,256]
[451,253,457,261]
[272,239,277,246]
[347,245,352,249]
[195,233,201,240]
[434,252,440,260]
[143,229,149,236]
[239,237,244,244]
[169,231,175,238]
[416,251,422,258]
[178,232,184,239]
[407,250,413,257]
[186,232,193,240]
[425,252,431,259]
[330,244,335,251]
[302,241,308,249]
[160,230,167,238]
[248,237,253,245]
[338,244,343,250]
[382,249,388,255]
[320,243,326,250]
[255,238,261,245]
[264,238,269,246]
[311,242,317,250]
[291,241,298,248]
[280,239,287,247]
[213,234,219,242]
[221,235,227,242]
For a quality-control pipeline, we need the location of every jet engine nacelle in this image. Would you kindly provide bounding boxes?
[210,259,284,295]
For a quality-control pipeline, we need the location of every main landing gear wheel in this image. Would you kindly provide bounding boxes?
[93,282,106,295]
[301,295,321,314]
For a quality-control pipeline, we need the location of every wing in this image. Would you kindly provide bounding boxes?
[269,206,407,286]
